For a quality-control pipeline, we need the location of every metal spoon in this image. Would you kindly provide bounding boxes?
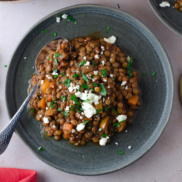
[0,38,70,154]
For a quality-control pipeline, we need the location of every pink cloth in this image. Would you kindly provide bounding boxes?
[0,168,37,182]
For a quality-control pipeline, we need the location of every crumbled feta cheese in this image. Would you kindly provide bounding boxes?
[99,136,109,146]
[94,71,98,75]
[43,117,49,124]
[101,61,105,65]
[95,54,99,59]
[125,130,128,132]
[103,78,107,82]
[41,80,44,84]
[128,146,132,149]
[80,116,83,119]
[115,142,118,145]
[32,67,34,69]
[82,102,96,118]
[159,1,170,7]
[52,125,56,129]
[83,56,87,60]
[46,75,52,79]
[100,51,103,55]
[121,81,127,86]
[103,97,105,102]
[104,36,116,44]
[110,74,113,78]
[39,115,42,118]
[127,56,131,62]
[116,115,127,122]
[125,86,128,90]
[46,107,48,110]
[72,129,76,133]
[56,17,61,22]
[62,14,68,19]
[98,128,102,131]
[101,46,105,51]
[24,57,27,59]
[75,90,101,105]
[59,85,62,89]
[68,83,80,92]
[52,72,58,76]
[85,61,90,65]
[76,123,85,131]
[65,106,70,111]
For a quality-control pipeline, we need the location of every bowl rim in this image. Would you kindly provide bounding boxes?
[5,3,174,176]
[148,0,182,37]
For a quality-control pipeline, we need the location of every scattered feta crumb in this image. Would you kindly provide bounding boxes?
[83,56,87,60]
[125,130,128,132]
[76,123,85,131]
[104,36,116,44]
[46,107,48,110]
[121,81,127,86]
[52,72,58,76]
[85,61,90,65]
[46,75,52,79]
[99,136,109,146]
[98,128,102,131]
[110,74,113,78]
[39,115,42,118]
[24,57,27,59]
[127,56,131,62]
[52,125,56,129]
[62,14,68,19]
[65,106,70,111]
[40,80,44,84]
[59,85,62,89]
[32,67,34,69]
[101,46,105,51]
[101,61,105,65]
[115,142,118,145]
[128,146,132,149]
[43,117,49,124]
[159,1,170,7]
[103,97,105,102]
[68,83,80,92]
[80,116,83,119]
[95,54,99,59]
[72,129,76,133]
[125,86,128,90]
[56,17,61,23]
[103,78,107,82]
[82,102,96,118]
[100,51,103,55]
[82,155,85,159]
[94,71,98,75]
[116,115,127,122]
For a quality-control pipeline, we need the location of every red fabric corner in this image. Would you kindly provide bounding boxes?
[0,168,37,182]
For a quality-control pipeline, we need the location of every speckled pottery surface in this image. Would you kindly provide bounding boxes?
[148,0,182,37]
[5,4,174,175]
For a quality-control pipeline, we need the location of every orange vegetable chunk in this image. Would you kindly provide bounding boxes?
[39,98,46,109]
[100,116,109,130]
[128,95,139,106]
[63,123,73,131]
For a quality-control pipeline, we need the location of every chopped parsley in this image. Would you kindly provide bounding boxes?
[100,83,107,96]
[61,73,66,76]
[96,109,102,114]
[118,150,124,155]
[63,78,71,87]
[102,69,107,77]
[38,147,44,151]
[92,61,95,67]
[55,53,60,58]
[50,101,54,109]
[102,134,108,137]
[75,21,77,24]
[79,60,86,67]
[91,82,97,87]
[81,83,89,89]
[113,120,125,127]
[58,107,61,112]
[61,95,67,102]
[106,25,110,33]
[44,131,47,135]
[105,107,109,111]
[72,74,79,78]
[52,32,57,37]
[82,72,88,82]
[41,29,47,34]
[112,108,117,115]
[152,72,156,76]
[84,14,87,17]
[88,126,91,129]
[54,58,58,66]
[127,57,133,78]
[83,120,89,125]
[53,69,59,78]
[67,15,76,22]
[31,108,36,113]
[4,65,7,68]
[63,111,69,117]
[70,94,79,106]
[143,72,146,76]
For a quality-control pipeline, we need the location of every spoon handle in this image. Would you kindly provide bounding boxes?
[0,83,38,155]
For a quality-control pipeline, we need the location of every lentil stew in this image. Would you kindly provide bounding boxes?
[29,36,141,146]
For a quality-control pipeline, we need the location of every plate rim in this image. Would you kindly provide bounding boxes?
[148,0,182,37]
[5,3,174,176]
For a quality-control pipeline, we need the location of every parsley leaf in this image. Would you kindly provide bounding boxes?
[61,95,67,102]
[50,101,54,109]
[31,108,36,113]
[102,134,108,137]
[81,83,89,89]
[152,72,156,76]
[113,120,125,127]
[106,25,110,33]
[83,120,89,125]
[100,83,107,96]
[52,32,57,37]
[55,53,60,58]
[72,74,79,78]
[105,107,109,111]
[102,69,107,77]
[127,57,133,78]
[41,29,47,34]
[112,108,117,115]
[96,109,102,114]
[63,111,69,117]
[58,107,61,112]
[54,58,58,66]
[91,82,97,87]
[70,94,79,106]
[82,72,88,82]
[118,150,124,155]
[79,60,86,67]
[63,78,71,87]
[38,147,45,151]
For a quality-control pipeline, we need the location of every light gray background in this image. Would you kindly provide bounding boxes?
[0,0,182,181]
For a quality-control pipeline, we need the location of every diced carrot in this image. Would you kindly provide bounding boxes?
[117,121,126,132]
[63,123,73,131]
[45,109,58,116]
[128,95,139,106]
[41,79,57,94]
[39,98,46,109]
[100,116,109,130]
[96,99,103,113]
[46,95,52,102]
